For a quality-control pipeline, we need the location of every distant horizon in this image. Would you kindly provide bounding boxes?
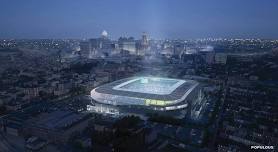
[1,0,278,39]
[0,34,278,40]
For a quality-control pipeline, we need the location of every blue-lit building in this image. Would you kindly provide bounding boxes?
[89,77,205,118]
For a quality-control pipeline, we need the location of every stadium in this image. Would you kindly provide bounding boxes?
[90,77,204,117]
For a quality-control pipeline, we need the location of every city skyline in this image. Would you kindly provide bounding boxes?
[1,1,278,150]
[1,36,277,151]
[1,0,278,39]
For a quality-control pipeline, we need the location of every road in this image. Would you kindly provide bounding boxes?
[208,79,228,150]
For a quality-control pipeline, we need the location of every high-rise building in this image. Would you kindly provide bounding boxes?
[141,32,149,50]
[118,37,136,54]
[89,38,102,49]
[174,42,185,55]
[79,41,92,57]
[79,31,114,58]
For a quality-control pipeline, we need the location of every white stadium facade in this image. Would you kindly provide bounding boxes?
[89,77,205,118]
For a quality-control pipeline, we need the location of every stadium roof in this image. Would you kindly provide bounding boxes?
[94,77,198,101]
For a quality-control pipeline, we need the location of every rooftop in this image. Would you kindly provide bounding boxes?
[29,110,88,131]
[94,77,199,101]
[113,77,185,95]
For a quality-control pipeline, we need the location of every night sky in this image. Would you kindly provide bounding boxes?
[1,0,278,39]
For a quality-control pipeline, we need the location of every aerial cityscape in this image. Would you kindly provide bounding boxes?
[0,0,278,152]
